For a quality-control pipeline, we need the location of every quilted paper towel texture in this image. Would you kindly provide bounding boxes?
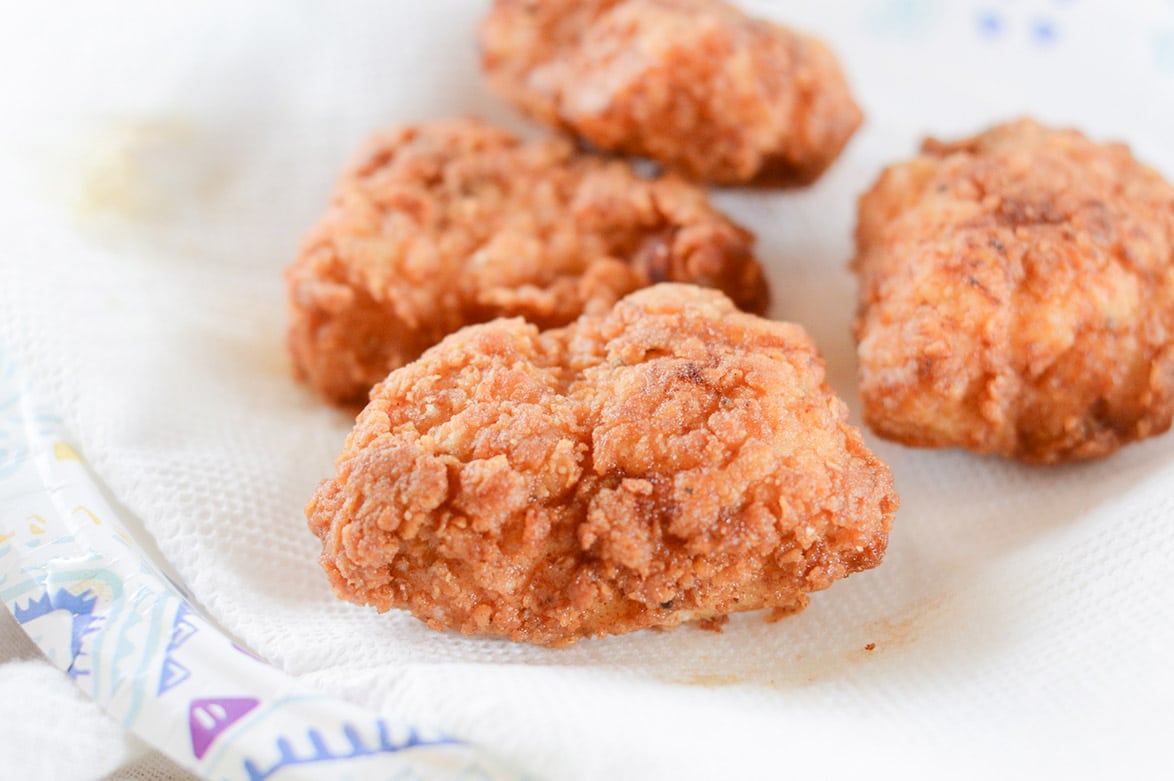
[2,1,1173,778]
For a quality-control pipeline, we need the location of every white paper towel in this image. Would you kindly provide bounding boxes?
[2,1,1173,778]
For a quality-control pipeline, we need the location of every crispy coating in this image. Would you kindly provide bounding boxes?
[479,0,862,186]
[854,119,1174,463]
[288,118,768,405]
[307,284,897,646]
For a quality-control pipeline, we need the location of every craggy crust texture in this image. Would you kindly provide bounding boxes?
[854,119,1174,464]
[308,284,898,646]
[479,0,862,186]
[288,118,767,405]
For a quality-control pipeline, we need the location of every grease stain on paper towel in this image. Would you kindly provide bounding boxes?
[671,593,951,689]
[60,116,292,383]
[859,592,949,653]
[74,116,229,229]
[680,672,741,687]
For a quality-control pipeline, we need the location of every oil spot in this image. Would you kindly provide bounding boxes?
[861,593,949,652]
[69,115,235,256]
[680,672,741,687]
[656,593,952,690]
[76,117,197,221]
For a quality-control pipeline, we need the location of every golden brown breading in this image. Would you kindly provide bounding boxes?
[287,118,768,405]
[307,284,898,646]
[854,119,1174,464]
[479,0,862,186]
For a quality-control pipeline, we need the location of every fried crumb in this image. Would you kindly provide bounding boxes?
[697,615,730,633]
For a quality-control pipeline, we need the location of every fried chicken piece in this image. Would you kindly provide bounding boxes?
[307,284,898,646]
[287,118,768,405]
[479,0,862,186]
[854,119,1174,464]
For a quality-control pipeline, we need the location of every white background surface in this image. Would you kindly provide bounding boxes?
[2,1,1173,778]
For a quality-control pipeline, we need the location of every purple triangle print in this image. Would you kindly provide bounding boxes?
[189,697,259,759]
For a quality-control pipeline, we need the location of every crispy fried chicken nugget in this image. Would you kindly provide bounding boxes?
[307,284,897,646]
[854,119,1174,463]
[479,0,862,186]
[288,118,768,405]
